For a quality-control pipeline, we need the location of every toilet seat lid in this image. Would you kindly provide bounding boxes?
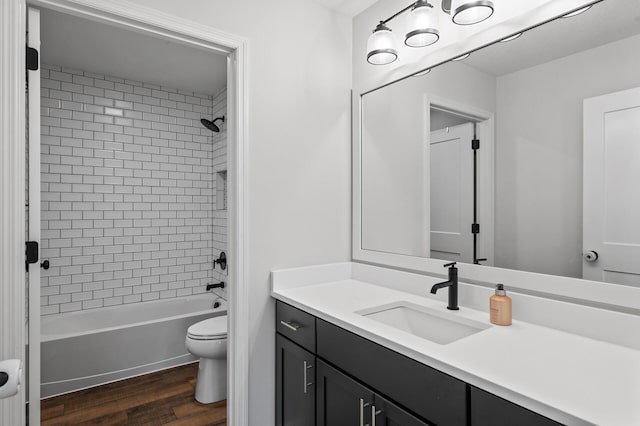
[187,316,227,339]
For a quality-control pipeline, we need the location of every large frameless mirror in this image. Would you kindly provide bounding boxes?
[358,0,640,286]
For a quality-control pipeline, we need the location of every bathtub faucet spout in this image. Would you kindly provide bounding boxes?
[206,282,225,291]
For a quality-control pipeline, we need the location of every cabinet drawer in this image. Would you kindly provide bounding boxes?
[276,301,316,352]
[317,319,466,426]
[470,386,562,426]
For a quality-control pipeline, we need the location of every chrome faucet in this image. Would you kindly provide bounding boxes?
[430,262,459,310]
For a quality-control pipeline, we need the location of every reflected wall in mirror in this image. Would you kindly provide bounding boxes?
[360,0,640,286]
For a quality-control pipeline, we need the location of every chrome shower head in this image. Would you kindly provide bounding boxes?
[200,116,225,132]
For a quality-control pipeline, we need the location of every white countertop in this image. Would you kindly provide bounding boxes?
[271,263,640,426]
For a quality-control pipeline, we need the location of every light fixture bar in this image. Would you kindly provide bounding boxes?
[378,2,416,25]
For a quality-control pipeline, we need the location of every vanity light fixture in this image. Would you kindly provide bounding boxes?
[367,22,398,65]
[452,52,470,61]
[366,0,494,65]
[442,0,495,25]
[562,5,591,18]
[500,32,523,42]
[405,0,439,47]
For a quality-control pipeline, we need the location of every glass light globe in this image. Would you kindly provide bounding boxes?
[366,24,398,65]
[405,2,439,47]
[451,0,494,25]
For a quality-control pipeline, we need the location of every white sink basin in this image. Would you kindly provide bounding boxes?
[357,301,490,345]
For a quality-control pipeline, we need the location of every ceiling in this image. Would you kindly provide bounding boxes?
[40,1,634,94]
[464,0,640,76]
[40,8,227,96]
[312,0,379,16]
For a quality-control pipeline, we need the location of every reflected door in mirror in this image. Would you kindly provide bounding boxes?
[583,87,640,286]
[430,123,474,263]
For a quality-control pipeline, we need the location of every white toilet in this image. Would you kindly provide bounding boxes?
[185,315,227,404]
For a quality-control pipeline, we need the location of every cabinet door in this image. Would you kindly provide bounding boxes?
[276,334,316,426]
[470,386,562,426]
[317,360,375,426]
[374,394,432,426]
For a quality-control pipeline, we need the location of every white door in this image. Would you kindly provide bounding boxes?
[429,123,474,263]
[27,7,42,425]
[583,86,640,286]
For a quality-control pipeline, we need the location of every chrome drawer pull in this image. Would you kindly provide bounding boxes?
[303,361,313,393]
[372,405,381,426]
[280,320,300,331]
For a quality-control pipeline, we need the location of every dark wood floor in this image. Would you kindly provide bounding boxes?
[41,363,226,425]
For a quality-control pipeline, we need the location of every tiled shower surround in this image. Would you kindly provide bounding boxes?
[40,64,227,315]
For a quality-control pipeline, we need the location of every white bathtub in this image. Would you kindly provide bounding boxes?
[41,294,226,398]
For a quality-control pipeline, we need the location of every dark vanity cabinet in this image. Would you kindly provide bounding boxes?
[316,318,465,426]
[276,335,316,426]
[317,360,429,426]
[276,302,317,426]
[316,359,375,426]
[470,386,562,426]
[275,300,562,426]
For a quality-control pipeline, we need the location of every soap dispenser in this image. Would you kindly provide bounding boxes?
[490,284,512,326]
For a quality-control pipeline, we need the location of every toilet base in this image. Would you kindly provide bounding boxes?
[195,357,227,404]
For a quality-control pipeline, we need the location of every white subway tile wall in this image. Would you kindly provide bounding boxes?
[39,64,228,315]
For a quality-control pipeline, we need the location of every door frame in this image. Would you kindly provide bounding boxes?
[1,1,27,425]
[426,94,495,266]
[3,1,250,425]
[27,7,42,424]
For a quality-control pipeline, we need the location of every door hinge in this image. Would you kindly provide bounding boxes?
[25,241,39,272]
[471,223,480,234]
[26,46,39,71]
[471,139,480,150]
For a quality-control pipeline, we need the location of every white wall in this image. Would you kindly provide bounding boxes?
[361,61,495,257]
[129,0,352,424]
[495,33,640,277]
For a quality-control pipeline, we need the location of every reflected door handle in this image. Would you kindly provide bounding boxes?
[583,251,599,262]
